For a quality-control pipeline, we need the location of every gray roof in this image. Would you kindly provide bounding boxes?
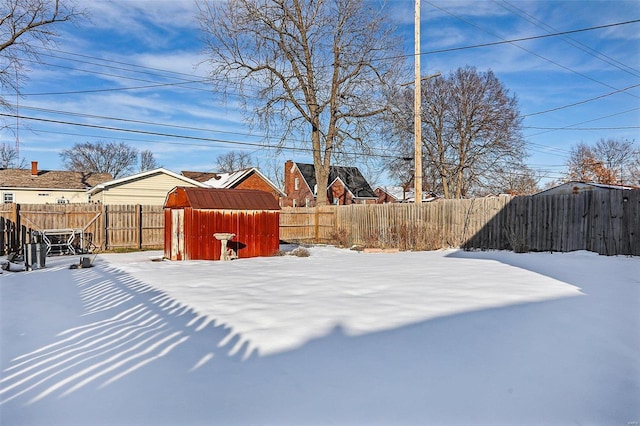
[295,162,376,198]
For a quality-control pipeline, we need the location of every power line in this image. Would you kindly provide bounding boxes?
[20,19,640,98]
[41,48,203,80]
[4,111,577,177]
[496,0,640,78]
[420,16,640,58]
[524,107,640,137]
[19,58,212,96]
[423,2,640,103]
[522,83,640,118]
[0,112,398,161]
[0,112,272,149]
[7,99,635,166]
[16,104,265,140]
[524,126,640,131]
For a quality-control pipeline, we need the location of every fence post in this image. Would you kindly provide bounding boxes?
[137,204,143,250]
[104,204,109,251]
[0,216,4,256]
[314,207,320,243]
[13,203,21,253]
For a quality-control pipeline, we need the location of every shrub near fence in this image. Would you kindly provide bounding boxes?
[0,203,164,255]
[280,197,511,250]
[280,190,640,256]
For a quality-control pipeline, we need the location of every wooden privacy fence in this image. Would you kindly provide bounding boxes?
[280,190,640,256]
[2,190,638,256]
[280,198,511,250]
[465,189,639,256]
[0,203,164,255]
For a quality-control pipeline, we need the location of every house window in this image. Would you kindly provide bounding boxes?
[292,199,297,207]
[3,192,14,203]
[294,177,299,190]
[56,197,69,204]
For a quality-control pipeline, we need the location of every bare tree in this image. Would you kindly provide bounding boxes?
[631,147,640,186]
[0,142,25,168]
[593,138,636,185]
[215,150,252,173]
[254,154,284,189]
[197,0,403,205]
[140,149,159,171]
[486,164,541,195]
[566,143,599,182]
[60,141,138,179]
[1,0,84,109]
[387,67,525,198]
[565,139,637,185]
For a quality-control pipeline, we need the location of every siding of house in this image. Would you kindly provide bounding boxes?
[233,171,282,201]
[374,188,399,204]
[91,173,200,205]
[329,179,354,205]
[1,188,88,204]
[283,166,315,207]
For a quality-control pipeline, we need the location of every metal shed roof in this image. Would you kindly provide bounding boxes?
[164,187,280,210]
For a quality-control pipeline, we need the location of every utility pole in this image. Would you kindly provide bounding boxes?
[414,0,422,203]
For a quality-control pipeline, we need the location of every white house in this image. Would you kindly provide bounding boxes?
[88,168,207,205]
[0,161,112,204]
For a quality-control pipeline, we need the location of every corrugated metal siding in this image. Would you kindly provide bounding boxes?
[164,187,280,261]
[171,209,279,260]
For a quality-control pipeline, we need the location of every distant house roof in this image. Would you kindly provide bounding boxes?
[401,190,440,203]
[295,162,376,198]
[376,186,406,202]
[181,171,220,183]
[0,167,112,190]
[88,168,207,195]
[164,187,280,210]
[184,167,285,196]
[535,181,638,196]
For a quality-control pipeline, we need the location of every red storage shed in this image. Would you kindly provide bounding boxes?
[164,187,280,261]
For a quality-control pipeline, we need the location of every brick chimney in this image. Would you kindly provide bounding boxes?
[31,161,38,176]
[284,160,293,193]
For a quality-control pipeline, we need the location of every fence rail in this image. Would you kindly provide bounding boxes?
[2,190,638,257]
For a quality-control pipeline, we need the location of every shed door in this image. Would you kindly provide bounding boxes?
[171,209,185,260]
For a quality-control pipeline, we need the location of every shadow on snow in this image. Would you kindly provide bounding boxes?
[0,252,638,426]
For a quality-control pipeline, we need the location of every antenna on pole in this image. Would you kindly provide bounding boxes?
[14,65,20,160]
[414,0,422,203]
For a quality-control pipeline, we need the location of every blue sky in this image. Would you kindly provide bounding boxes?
[1,0,639,187]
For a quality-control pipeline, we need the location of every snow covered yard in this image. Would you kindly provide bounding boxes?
[1,246,638,426]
